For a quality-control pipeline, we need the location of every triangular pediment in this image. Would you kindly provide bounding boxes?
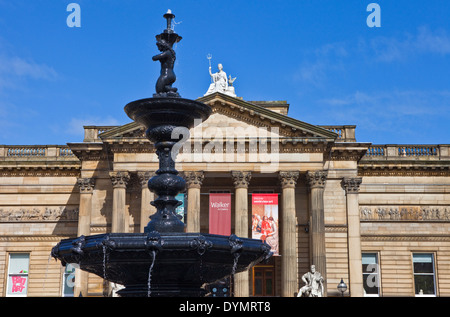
[99,92,338,141]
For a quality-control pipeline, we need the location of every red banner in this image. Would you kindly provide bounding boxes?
[209,193,231,236]
[252,194,279,255]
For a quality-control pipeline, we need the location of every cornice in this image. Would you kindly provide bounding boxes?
[0,165,80,177]
[361,235,450,242]
[68,142,112,161]
[358,162,450,177]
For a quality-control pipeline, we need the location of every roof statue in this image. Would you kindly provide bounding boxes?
[204,58,237,97]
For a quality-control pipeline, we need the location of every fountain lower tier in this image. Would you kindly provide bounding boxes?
[51,232,272,297]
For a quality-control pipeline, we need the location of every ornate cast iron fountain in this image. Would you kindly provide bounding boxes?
[51,10,272,297]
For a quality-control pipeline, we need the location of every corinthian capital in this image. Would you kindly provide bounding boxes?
[183,171,204,189]
[342,177,362,194]
[77,177,95,193]
[306,170,328,189]
[110,171,130,188]
[137,171,156,189]
[279,171,299,189]
[231,171,252,189]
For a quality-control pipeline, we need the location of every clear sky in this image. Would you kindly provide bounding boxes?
[0,0,449,145]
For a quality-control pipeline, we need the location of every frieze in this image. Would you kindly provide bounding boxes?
[0,206,79,222]
[360,206,450,222]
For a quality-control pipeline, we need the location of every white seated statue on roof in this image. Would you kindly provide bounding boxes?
[204,63,237,97]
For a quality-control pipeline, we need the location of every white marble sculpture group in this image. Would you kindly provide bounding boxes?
[204,63,237,97]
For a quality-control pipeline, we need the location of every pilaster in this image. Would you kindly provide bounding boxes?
[342,177,364,297]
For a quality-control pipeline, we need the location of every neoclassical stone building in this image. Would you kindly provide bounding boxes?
[0,92,449,297]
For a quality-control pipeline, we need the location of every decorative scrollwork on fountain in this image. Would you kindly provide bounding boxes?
[71,235,86,264]
[190,235,213,256]
[228,234,243,254]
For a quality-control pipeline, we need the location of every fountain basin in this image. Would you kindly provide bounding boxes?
[51,232,272,297]
[124,97,212,137]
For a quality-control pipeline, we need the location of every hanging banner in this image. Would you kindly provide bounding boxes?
[209,193,232,236]
[175,193,186,223]
[252,194,279,255]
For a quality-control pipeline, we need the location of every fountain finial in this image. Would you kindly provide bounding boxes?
[163,9,175,33]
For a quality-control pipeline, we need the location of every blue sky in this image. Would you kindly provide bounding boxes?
[0,0,449,145]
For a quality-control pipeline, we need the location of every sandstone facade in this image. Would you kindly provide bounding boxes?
[0,93,448,297]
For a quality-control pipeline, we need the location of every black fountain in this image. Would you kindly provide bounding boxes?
[51,10,272,297]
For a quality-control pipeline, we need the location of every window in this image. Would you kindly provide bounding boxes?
[62,263,77,297]
[413,253,436,296]
[362,253,380,297]
[252,266,275,296]
[6,253,30,297]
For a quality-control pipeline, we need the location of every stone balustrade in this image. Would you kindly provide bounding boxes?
[0,145,76,160]
[363,144,449,160]
[320,125,356,142]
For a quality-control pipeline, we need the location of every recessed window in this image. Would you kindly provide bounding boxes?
[6,253,30,297]
[413,253,436,296]
[362,253,380,297]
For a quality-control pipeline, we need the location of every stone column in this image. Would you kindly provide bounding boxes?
[110,171,130,233]
[279,171,299,297]
[76,177,95,297]
[306,170,328,296]
[231,171,252,297]
[138,171,156,233]
[342,177,364,297]
[183,171,204,233]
